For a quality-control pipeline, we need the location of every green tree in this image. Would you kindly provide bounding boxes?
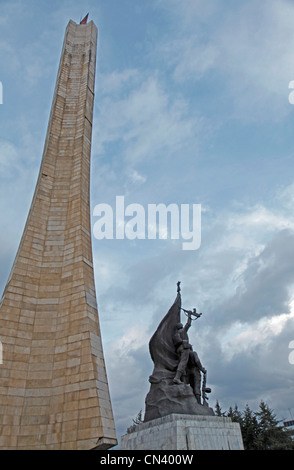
[240,404,260,450]
[216,400,294,450]
[132,410,143,425]
[227,404,242,425]
[215,400,225,417]
[254,401,293,450]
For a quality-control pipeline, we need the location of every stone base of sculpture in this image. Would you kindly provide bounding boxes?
[120,414,244,450]
[144,375,214,422]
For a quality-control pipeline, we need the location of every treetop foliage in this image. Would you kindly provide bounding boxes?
[215,400,294,450]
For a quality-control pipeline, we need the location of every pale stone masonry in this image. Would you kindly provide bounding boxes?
[0,20,117,450]
[121,414,244,450]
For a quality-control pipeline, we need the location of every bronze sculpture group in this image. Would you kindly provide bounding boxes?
[144,282,214,422]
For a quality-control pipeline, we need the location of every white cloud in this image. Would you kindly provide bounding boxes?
[125,169,147,189]
[97,69,140,95]
[0,141,21,178]
[95,74,200,166]
[227,205,294,232]
[222,302,294,361]
[278,181,294,210]
[115,324,150,356]
[155,0,294,120]
[0,41,21,75]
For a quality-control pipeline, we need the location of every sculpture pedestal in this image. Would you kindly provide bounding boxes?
[120,414,244,450]
[144,377,215,422]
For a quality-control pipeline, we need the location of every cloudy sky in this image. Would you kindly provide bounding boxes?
[1,0,294,447]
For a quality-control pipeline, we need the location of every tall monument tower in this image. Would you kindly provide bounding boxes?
[0,19,117,450]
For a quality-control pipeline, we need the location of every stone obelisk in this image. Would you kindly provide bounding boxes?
[0,19,117,450]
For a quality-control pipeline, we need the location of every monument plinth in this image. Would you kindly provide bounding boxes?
[0,19,117,450]
[121,283,243,450]
[121,414,244,451]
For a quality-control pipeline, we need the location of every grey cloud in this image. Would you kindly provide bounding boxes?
[208,229,294,327]
[206,314,294,418]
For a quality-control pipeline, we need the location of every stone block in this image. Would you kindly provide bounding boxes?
[121,413,244,450]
